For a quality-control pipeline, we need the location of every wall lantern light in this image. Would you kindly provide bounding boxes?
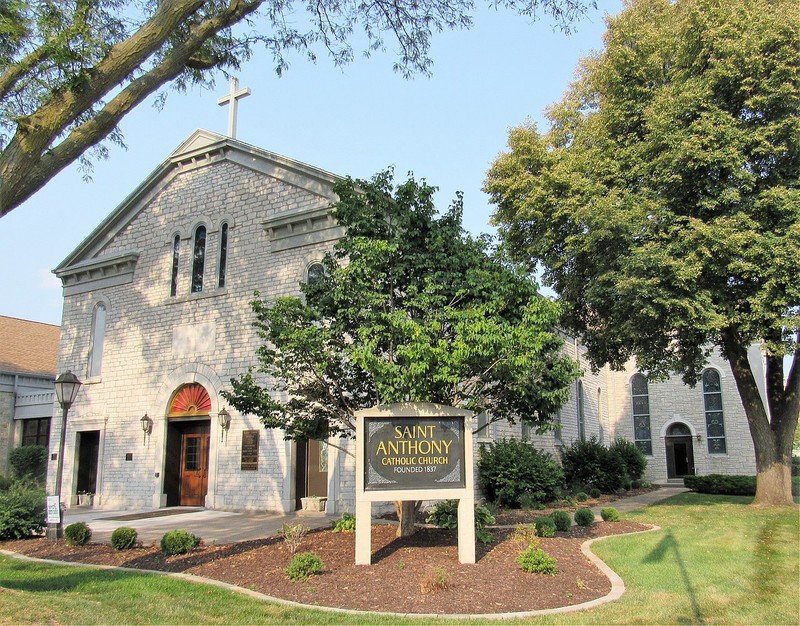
[696,433,703,442]
[218,407,231,442]
[140,413,153,444]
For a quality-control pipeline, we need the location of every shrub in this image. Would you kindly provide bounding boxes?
[683,474,757,496]
[534,516,556,538]
[426,500,496,543]
[477,438,563,508]
[609,438,648,482]
[332,512,356,533]
[574,507,595,527]
[519,492,545,510]
[110,527,138,550]
[512,524,539,548]
[517,545,557,575]
[0,475,11,491]
[588,487,601,499]
[575,491,589,502]
[0,479,46,539]
[9,446,47,483]
[280,522,309,554]
[285,552,324,581]
[420,567,450,594]
[561,436,628,494]
[160,529,201,555]
[600,507,621,522]
[64,521,92,546]
[551,510,572,532]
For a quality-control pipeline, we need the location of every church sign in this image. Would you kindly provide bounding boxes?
[364,417,465,491]
[355,403,475,565]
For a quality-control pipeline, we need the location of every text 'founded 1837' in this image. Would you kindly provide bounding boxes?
[364,417,465,491]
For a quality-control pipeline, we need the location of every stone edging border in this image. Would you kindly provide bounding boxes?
[0,524,661,621]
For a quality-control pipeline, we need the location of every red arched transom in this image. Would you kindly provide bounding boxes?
[168,383,212,417]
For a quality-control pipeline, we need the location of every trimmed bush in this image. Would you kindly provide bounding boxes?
[64,521,92,546]
[478,438,563,508]
[111,527,138,550]
[574,507,595,527]
[609,438,648,482]
[600,507,621,522]
[0,479,46,539]
[9,446,47,483]
[683,474,756,496]
[160,529,200,555]
[534,516,556,538]
[561,436,628,494]
[517,545,557,575]
[588,487,602,499]
[285,552,324,581]
[551,510,572,532]
[575,491,589,502]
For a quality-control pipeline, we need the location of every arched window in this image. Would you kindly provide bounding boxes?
[170,234,180,297]
[88,302,107,378]
[554,408,563,444]
[631,373,652,455]
[191,225,206,293]
[307,262,325,285]
[218,222,229,288]
[577,380,585,441]
[702,369,726,453]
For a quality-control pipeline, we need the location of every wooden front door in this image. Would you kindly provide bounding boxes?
[179,425,209,506]
[295,439,328,509]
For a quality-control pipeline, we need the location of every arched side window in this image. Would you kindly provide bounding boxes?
[307,262,325,285]
[577,380,585,441]
[702,369,726,453]
[88,302,107,378]
[218,221,229,288]
[631,374,652,455]
[170,234,180,297]
[191,225,206,293]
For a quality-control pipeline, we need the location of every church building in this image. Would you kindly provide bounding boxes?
[48,128,758,513]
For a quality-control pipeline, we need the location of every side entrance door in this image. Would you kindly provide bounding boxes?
[179,424,210,506]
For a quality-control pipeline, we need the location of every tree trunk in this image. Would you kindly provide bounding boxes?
[721,329,798,506]
[395,500,417,537]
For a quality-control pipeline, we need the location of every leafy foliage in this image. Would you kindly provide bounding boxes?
[332,512,355,533]
[551,510,572,532]
[485,0,800,505]
[0,0,593,217]
[600,507,620,522]
[64,522,92,546]
[285,552,324,581]
[425,499,496,543]
[609,438,647,482]
[8,445,46,482]
[517,545,557,575]
[110,527,138,550]
[684,474,757,496]
[224,170,579,442]
[477,437,564,507]
[0,478,45,539]
[574,507,595,527]
[160,529,201,556]
[279,523,309,554]
[561,437,628,494]
[534,516,555,538]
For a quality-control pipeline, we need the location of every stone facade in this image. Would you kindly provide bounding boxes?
[51,129,759,513]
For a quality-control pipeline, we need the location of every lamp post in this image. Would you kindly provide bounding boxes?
[47,370,82,540]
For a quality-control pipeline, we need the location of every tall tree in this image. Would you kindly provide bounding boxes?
[0,0,594,218]
[223,169,580,534]
[485,0,799,505]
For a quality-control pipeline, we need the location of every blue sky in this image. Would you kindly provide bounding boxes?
[0,1,622,326]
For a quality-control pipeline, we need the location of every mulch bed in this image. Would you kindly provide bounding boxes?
[1,519,653,615]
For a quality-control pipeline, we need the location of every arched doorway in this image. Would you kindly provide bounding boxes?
[665,422,696,479]
[164,383,211,506]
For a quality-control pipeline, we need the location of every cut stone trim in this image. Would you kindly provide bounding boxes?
[55,252,139,296]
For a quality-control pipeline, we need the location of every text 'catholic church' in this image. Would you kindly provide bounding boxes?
[48,129,758,513]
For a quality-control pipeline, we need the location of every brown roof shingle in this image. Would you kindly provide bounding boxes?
[0,316,60,377]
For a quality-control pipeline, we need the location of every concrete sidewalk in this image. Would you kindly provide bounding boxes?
[64,486,688,546]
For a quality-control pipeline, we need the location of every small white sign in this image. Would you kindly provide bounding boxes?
[46,496,61,524]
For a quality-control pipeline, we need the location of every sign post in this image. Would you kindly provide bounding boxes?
[355,402,475,565]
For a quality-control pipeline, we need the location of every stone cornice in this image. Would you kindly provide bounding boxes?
[55,251,139,296]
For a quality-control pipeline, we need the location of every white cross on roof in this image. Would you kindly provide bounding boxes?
[217,77,251,139]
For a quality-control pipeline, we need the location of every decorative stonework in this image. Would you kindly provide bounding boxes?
[263,206,345,252]
[55,252,138,296]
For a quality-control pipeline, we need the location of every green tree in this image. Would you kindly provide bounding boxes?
[485,0,799,505]
[0,0,594,218]
[223,169,580,534]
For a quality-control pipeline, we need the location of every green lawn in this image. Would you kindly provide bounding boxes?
[1,493,798,625]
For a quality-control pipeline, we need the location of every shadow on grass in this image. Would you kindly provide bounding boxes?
[0,559,149,593]
[643,529,704,625]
